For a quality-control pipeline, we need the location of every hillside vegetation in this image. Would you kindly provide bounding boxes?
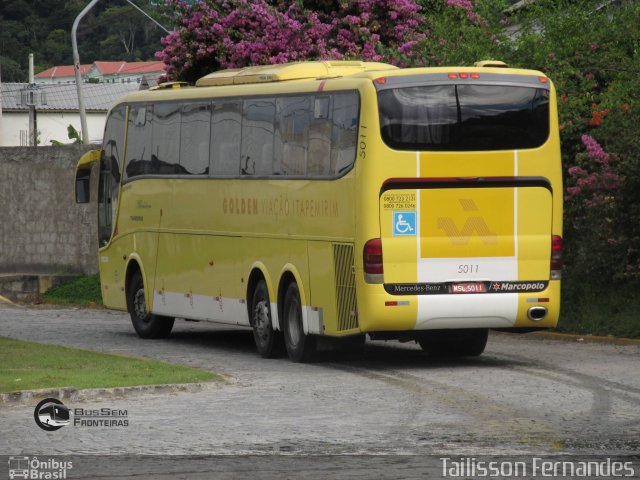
[0,0,168,81]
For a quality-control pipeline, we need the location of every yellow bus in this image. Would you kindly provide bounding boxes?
[75,60,562,362]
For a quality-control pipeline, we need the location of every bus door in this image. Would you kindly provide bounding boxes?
[97,105,126,307]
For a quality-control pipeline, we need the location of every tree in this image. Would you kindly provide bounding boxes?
[156,0,426,83]
[0,0,165,81]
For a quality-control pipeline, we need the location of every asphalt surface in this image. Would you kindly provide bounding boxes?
[1,305,639,478]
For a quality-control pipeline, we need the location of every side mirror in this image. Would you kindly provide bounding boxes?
[75,169,91,203]
[75,149,101,204]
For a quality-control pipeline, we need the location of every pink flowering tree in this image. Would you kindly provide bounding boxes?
[156,0,426,83]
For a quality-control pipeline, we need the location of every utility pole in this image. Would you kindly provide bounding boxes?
[72,0,100,145]
[72,0,172,145]
[28,53,37,147]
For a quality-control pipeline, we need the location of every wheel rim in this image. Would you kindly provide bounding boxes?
[133,288,149,323]
[286,298,301,348]
[253,299,271,344]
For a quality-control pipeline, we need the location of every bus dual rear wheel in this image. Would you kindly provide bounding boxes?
[282,282,316,363]
[250,280,283,358]
[418,329,488,357]
[127,271,174,339]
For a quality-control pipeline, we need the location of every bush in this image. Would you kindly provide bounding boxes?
[42,274,103,306]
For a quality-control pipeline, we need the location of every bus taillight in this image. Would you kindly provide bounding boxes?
[551,235,563,280]
[364,238,384,284]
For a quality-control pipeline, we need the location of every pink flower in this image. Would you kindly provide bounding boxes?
[581,134,610,163]
[155,0,424,82]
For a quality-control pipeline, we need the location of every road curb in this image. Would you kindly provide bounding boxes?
[525,330,640,346]
[0,379,232,406]
[0,294,23,308]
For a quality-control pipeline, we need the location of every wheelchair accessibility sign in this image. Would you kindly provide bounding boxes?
[393,211,416,236]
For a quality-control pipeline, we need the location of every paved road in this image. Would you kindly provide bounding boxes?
[1,305,639,478]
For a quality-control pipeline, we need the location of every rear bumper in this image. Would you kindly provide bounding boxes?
[356,280,560,332]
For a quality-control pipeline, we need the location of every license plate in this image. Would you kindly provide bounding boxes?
[450,282,486,294]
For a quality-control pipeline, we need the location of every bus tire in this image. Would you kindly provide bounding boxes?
[418,329,488,357]
[127,271,174,339]
[282,282,316,363]
[250,280,283,358]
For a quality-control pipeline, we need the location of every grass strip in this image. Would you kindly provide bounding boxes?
[0,337,219,393]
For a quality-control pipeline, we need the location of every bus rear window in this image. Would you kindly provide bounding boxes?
[378,84,549,151]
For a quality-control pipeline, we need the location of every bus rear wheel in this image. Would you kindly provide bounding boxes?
[250,280,283,358]
[127,271,174,339]
[418,329,488,357]
[282,282,316,363]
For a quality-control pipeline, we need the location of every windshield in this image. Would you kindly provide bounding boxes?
[378,84,549,151]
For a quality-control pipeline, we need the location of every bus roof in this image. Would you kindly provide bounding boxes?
[195,61,398,87]
[113,61,549,107]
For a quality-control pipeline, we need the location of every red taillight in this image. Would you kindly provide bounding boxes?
[448,73,458,79]
[363,238,383,275]
[471,72,480,79]
[551,235,563,279]
[538,76,549,84]
[375,77,386,85]
[459,72,469,79]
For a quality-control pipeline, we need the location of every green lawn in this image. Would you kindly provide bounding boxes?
[0,337,219,393]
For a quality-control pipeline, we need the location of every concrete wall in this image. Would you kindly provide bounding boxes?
[0,145,98,275]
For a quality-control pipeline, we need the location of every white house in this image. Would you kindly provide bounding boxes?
[35,61,166,86]
[33,64,93,84]
[0,82,140,146]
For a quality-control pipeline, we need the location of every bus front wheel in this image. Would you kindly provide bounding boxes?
[250,280,283,358]
[127,271,174,339]
[418,329,488,357]
[282,282,316,363]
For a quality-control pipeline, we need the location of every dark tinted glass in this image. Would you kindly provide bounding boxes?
[211,100,242,175]
[308,96,332,176]
[102,105,125,182]
[331,92,359,174]
[152,102,182,174]
[241,98,275,176]
[125,104,153,178]
[378,85,549,151]
[180,102,210,175]
[276,96,310,176]
[99,105,126,245]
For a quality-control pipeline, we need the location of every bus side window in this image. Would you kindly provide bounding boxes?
[211,100,242,176]
[152,102,182,175]
[125,104,153,178]
[308,96,332,176]
[180,102,211,175]
[331,92,359,175]
[242,98,275,176]
[277,96,310,176]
